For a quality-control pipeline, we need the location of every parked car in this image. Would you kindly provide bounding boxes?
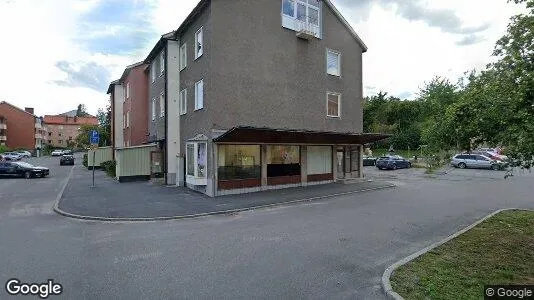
[17,150,32,158]
[51,150,64,156]
[60,154,75,166]
[2,152,22,161]
[62,149,73,155]
[376,155,411,170]
[363,155,378,166]
[451,154,505,170]
[0,161,50,178]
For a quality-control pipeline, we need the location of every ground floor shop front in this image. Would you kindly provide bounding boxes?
[183,127,389,197]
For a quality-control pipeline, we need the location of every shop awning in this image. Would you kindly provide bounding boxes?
[213,126,391,145]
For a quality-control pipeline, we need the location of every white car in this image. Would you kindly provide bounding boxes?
[17,150,32,158]
[1,152,22,161]
[51,150,64,156]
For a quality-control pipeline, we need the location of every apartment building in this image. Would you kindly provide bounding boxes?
[0,101,44,150]
[120,62,150,147]
[118,0,388,196]
[44,115,98,148]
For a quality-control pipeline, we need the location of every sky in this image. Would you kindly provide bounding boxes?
[0,0,526,116]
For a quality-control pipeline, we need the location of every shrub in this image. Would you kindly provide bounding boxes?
[83,154,88,167]
[0,145,8,154]
[101,160,116,177]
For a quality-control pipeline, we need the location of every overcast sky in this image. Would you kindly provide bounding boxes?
[0,0,526,116]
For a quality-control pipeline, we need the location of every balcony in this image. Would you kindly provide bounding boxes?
[0,135,6,141]
[295,19,320,40]
[0,123,6,130]
[35,133,43,139]
[35,122,42,129]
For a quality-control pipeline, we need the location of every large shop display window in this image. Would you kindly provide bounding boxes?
[266,145,300,177]
[186,142,207,185]
[218,145,261,180]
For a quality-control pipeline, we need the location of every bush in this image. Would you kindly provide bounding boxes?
[100,160,116,177]
[83,154,88,167]
[0,145,8,154]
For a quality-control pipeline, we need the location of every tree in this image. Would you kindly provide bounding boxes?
[75,124,108,148]
[76,104,89,117]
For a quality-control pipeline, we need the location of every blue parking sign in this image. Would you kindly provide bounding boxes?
[90,130,99,145]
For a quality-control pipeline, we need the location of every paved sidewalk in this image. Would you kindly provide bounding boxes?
[57,166,395,219]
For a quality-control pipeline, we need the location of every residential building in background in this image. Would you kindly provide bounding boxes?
[0,101,39,150]
[119,62,149,147]
[108,80,124,149]
[34,116,47,151]
[110,0,387,196]
[44,114,98,148]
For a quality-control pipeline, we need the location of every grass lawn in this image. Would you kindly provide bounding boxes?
[391,210,534,300]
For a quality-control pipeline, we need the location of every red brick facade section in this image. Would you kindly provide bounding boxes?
[218,178,262,190]
[123,64,149,146]
[307,173,334,182]
[0,102,35,149]
[267,175,302,186]
[44,115,98,147]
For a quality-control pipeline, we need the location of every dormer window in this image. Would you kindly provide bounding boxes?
[282,0,321,39]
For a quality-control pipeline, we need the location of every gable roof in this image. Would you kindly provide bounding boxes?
[0,101,36,117]
[144,31,177,64]
[119,61,147,82]
[323,0,368,52]
[106,79,120,95]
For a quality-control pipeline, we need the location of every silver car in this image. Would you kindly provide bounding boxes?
[451,154,504,170]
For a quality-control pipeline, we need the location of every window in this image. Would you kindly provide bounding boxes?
[151,63,156,82]
[48,132,51,136]
[307,146,332,175]
[195,27,203,59]
[152,98,156,120]
[327,92,341,117]
[186,142,207,180]
[160,53,165,75]
[160,93,165,117]
[266,145,301,177]
[180,43,187,70]
[195,79,204,110]
[179,89,187,115]
[281,0,321,37]
[58,133,62,137]
[126,111,130,128]
[282,0,295,16]
[327,49,341,76]
[218,145,261,180]
[126,82,130,98]
[58,140,63,144]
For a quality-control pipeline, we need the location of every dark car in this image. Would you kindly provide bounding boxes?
[375,155,411,170]
[363,155,378,166]
[60,154,75,166]
[0,161,50,179]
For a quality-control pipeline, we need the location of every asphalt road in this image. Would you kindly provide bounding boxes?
[0,155,533,299]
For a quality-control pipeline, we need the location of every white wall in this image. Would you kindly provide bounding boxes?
[113,84,124,148]
[166,40,182,185]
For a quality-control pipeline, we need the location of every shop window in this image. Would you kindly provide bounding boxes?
[218,145,261,180]
[186,142,207,185]
[266,145,300,177]
[350,147,360,172]
[307,146,332,175]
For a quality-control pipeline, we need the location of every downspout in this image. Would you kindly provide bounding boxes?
[111,91,115,160]
[164,41,169,184]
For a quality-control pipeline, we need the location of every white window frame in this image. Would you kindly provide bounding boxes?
[160,53,165,75]
[126,82,130,98]
[326,49,341,77]
[281,0,322,38]
[195,27,204,60]
[180,43,187,71]
[179,88,187,115]
[159,92,165,117]
[195,79,204,111]
[151,63,156,83]
[326,92,341,118]
[151,98,156,120]
[186,142,207,185]
[126,111,130,128]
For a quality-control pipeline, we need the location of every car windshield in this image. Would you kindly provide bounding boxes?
[13,162,34,168]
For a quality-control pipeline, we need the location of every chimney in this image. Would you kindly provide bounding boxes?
[25,107,34,115]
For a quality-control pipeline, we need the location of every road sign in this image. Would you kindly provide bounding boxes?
[90,130,99,145]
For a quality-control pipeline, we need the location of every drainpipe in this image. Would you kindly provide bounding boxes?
[164,43,169,184]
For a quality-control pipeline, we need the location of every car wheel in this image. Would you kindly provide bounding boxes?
[492,164,500,171]
[458,162,467,169]
[407,163,411,168]
[24,171,32,179]
[392,164,397,170]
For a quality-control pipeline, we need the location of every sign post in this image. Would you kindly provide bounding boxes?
[90,130,100,188]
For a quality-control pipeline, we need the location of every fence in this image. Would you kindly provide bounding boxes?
[115,144,157,182]
[87,147,113,168]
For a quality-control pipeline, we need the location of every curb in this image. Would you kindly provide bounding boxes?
[53,181,396,222]
[381,208,534,300]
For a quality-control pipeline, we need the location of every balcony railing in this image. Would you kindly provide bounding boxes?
[35,122,42,129]
[35,133,43,139]
[0,135,6,141]
[0,123,6,130]
[295,17,320,40]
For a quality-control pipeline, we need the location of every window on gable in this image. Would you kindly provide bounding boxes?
[160,93,165,117]
[179,88,187,115]
[195,27,203,59]
[282,0,295,17]
[151,63,156,82]
[327,49,341,76]
[327,92,341,118]
[160,53,165,74]
[180,43,187,70]
[195,79,204,110]
[126,82,130,98]
[281,0,321,38]
[152,98,156,120]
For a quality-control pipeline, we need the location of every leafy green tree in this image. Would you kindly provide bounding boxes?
[76,104,89,117]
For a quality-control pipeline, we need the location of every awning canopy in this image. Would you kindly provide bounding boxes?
[213,126,391,145]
